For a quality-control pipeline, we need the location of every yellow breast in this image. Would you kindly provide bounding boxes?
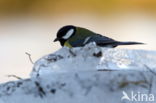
[64,41,72,48]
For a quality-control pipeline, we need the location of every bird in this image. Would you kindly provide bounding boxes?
[54,25,144,48]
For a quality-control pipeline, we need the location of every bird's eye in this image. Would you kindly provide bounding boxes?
[62,29,74,39]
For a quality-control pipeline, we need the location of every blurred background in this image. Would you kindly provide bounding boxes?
[0,0,156,83]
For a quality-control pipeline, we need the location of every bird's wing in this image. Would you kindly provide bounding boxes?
[69,34,118,47]
[84,34,118,47]
[69,33,143,47]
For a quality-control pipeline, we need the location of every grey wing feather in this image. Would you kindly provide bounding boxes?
[70,34,144,47]
[70,34,117,47]
[85,34,118,47]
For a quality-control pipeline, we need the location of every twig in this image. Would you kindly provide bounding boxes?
[144,64,155,94]
[35,81,46,97]
[148,76,153,94]
[144,64,156,76]
[7,75,22,79]
[25,52,34,64]
[69,49,76,57]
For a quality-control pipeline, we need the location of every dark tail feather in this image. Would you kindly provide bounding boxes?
[117,41,145,45]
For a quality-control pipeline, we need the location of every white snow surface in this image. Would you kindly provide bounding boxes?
[32,43,156,77]
[0,43,156,103]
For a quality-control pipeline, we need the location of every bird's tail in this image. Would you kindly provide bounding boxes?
[117,41,145,45]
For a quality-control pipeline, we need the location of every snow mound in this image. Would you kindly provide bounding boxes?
[32,43,156,77]
[0,43,156,103]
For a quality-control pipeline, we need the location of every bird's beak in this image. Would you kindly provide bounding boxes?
[53,38,59,42]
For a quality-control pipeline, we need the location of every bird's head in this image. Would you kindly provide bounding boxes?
[54,25,76,46]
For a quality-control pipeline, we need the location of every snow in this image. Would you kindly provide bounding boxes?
[32,43,156,77]
[0,43,156,103]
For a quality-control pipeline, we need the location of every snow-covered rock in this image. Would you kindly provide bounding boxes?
[32,43,156,77]
[0,43,156,103]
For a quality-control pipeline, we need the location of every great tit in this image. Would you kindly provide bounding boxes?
[54,25,144,48]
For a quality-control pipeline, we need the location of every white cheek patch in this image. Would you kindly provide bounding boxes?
[62,29,74,39]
